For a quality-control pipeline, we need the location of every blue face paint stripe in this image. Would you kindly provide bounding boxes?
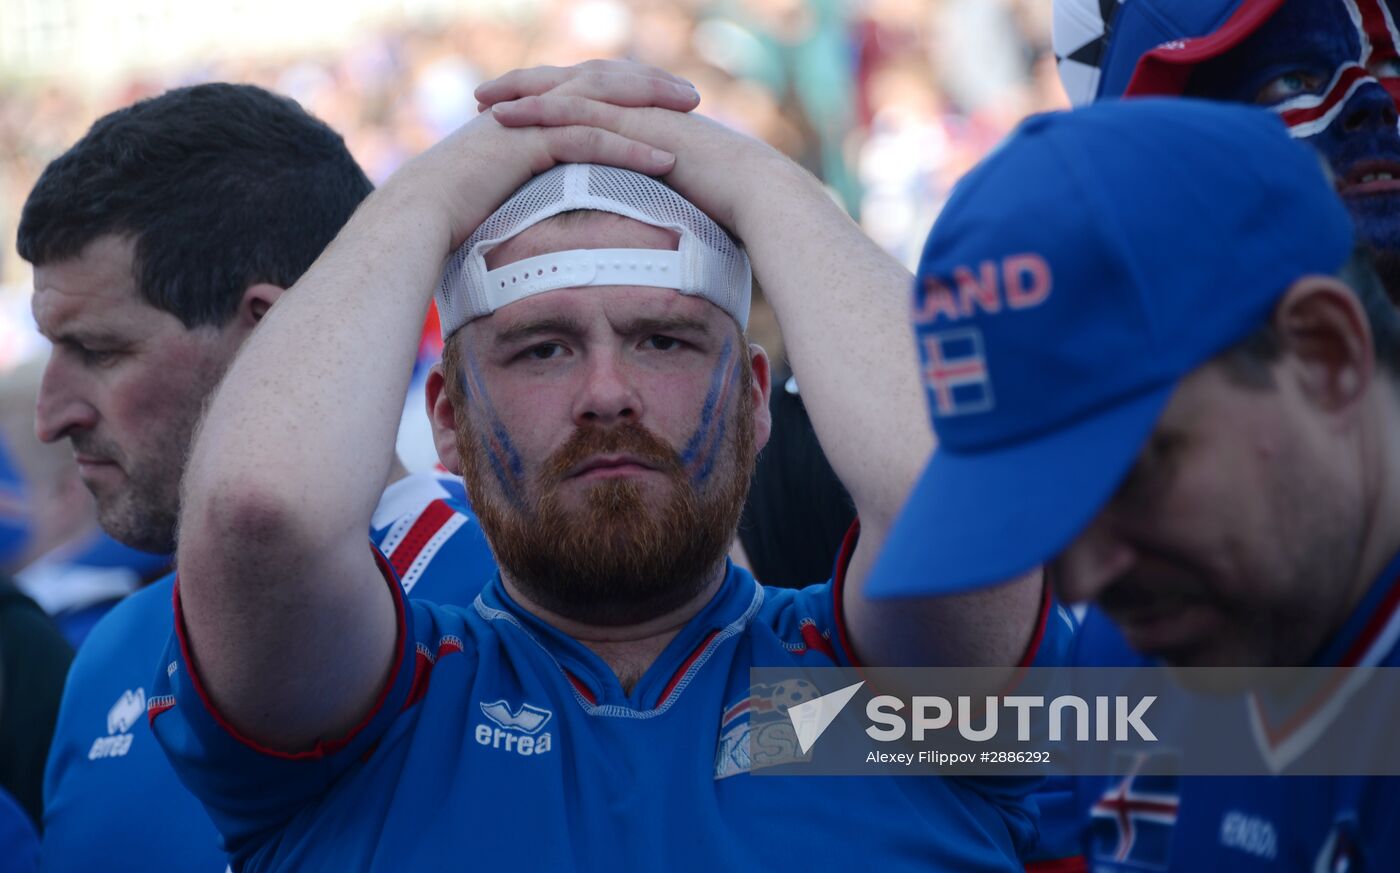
[462,350,527,506]
[679,338,735,472]
[689,356,740,484]
[682,339,743,486]
[693,412,728,484]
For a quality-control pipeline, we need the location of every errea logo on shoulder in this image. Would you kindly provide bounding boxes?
[475,700,554,756]
[89,688,144,760]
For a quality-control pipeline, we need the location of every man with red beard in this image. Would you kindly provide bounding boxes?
[1054,0,1400,295]
[147,63,1069,870]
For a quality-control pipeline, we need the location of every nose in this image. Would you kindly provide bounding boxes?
[1053,516,1139,606]
[1341,80,1399,133]
[34,356,96,444]
[572,350,642,427]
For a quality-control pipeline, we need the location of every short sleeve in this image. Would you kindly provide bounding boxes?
[147,548,422,857]
[755,519,864,668]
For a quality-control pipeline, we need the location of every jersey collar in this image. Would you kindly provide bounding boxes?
[1245,548,1400,770]
[474,562,763,713]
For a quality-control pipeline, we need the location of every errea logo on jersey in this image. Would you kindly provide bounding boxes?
[475,700,554,756]
[89,688,144,760]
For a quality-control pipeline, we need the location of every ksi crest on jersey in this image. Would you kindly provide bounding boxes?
[714,680,820,779]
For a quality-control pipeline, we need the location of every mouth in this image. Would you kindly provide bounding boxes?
[1337,159,1400,196]
[567,454,660,480]
[72,453,121,480]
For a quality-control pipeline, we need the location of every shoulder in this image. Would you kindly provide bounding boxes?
[76,574,176,650]
[371,470,471,536]
[47,576,174,758]
[1071,606,1152,668]
[372,472,495,604]
[749,580,851,665]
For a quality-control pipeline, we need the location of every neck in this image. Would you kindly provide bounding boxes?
[1350,397,1400,618]
[501,558,729,693]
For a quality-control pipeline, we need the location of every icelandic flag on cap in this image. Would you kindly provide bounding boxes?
[920,328,994,417]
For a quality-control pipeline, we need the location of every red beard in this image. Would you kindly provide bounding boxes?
[457,394,755,627]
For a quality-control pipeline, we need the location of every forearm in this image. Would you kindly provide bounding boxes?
[184,187,445,552]
[176,186,444,746]
[725,157,930,538]
[655,122,1042,667]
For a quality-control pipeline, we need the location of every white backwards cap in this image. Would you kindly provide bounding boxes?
[436,164,752,338]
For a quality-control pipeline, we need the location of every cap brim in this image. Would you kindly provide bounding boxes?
[1124,0,1285,97]
[866,383,1176,599]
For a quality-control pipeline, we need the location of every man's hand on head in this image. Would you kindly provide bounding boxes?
[380,110,679,253]
[373,61,704,253]
[487,99,791,237]
[475,59,803,235]
[475,60,701,113]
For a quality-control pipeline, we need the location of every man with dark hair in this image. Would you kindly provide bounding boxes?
[869,98,1400,869]
[22,82,376,554]
[25,82,496,872]
[147,63,1066,871]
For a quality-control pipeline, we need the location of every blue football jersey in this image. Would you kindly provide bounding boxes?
[39,472,494,873]
[150,533,1074,872]
[1053,551,1400,872]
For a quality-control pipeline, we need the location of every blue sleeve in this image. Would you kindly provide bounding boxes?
[1027,594,1079,668]
[147,548,428,859]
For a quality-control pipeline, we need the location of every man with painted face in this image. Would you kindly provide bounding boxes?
[1055,0,1400,295]
[869,98,1400,871]
[146,63,1070,871]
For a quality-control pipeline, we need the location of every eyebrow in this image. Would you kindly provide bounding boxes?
[492,315,591,347]
[492,314,714,347]
[48,329,130,347]
[616,315,713,338]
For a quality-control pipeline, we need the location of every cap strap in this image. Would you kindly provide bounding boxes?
[483,248,683,312]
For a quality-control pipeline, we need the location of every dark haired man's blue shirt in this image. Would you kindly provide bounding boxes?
[40,473,493,873]
[1043,551,1400,871]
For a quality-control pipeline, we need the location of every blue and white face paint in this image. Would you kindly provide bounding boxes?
[1187,0,1400,258]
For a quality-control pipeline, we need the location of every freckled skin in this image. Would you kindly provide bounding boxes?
[30,235,243,553]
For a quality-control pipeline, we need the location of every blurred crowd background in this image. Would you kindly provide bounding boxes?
[0,0,1067,604]
[0,0,1067,369]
